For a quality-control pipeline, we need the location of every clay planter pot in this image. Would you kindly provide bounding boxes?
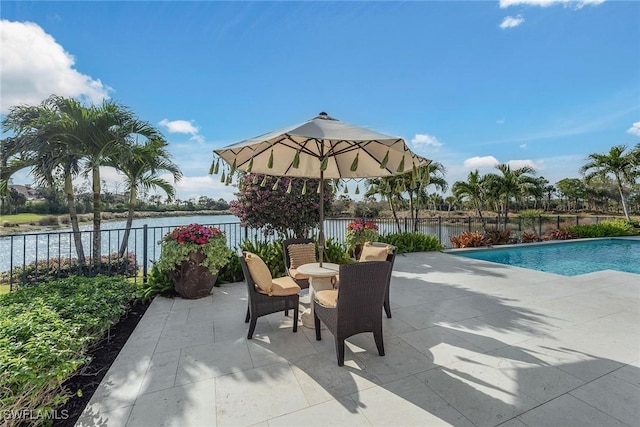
[172,251,217,299]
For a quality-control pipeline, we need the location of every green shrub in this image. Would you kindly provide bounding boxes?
[380,232,443,253]
[138,261,175,302]
[216,251,244,284]
[321,238,353,264]
[0,276,136,426]
[0,253,137,288]
[566,220,638,238]
[239,238,286,277]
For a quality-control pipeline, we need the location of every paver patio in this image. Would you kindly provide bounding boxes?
[77,251,640,427]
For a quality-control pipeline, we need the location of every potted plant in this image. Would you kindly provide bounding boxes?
[157,224,234,299]
[345,220,380,259]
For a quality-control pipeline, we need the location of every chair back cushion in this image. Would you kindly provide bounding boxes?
[359,242,393,262]
[243,252,273,294]
[288,243,316,268]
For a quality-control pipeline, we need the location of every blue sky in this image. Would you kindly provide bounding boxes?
[1,0,639,202]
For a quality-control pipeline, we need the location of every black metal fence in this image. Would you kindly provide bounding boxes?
[0,215,621,291]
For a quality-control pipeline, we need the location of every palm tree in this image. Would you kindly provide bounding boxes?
[405,162,447,231]
[2,96,87,261]
[485,164,536,228]
[108,137,182,256]
[82,100,165,263]
[365,176,404,232]
[452,170,487,225]
[580,145,639,220]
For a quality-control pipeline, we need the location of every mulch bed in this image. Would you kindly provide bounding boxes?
[52,299,151,427]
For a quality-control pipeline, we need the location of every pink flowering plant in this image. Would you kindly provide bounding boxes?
[157,224,234,276]
[345,220,379,254]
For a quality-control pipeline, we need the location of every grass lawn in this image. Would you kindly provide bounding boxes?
[1,213,45,224]
[0,284,10,295]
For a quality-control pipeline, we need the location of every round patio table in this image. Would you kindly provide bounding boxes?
[296,262,339,328]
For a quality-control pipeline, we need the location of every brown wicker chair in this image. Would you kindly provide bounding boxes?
[239,254,300,339]
[360,242,397,318]
[282,238,316,290]
[313,261,392,366]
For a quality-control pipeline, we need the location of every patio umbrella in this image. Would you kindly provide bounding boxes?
[213,112,431,265]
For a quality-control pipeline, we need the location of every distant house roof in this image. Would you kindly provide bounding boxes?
[9,185,41,200]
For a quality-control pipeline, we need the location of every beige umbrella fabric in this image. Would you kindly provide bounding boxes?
[213,112,431,265]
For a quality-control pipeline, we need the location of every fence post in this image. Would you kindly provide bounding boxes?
[538,215,542,236]
[576,216,579,227]
[518,217,522,232]
[404,217,408,233]
[143,224,148,283]
[438,216,442,244]
[557,215,560,230]
[468,217,471,232]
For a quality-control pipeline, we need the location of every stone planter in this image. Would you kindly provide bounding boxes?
[172,251,217,299]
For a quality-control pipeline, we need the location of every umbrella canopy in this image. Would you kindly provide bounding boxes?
[213,112,431,264]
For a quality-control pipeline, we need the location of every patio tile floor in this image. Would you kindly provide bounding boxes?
[77,251,640,426]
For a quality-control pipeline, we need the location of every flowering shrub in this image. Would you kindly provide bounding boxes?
[345,220,379,255]
[156,224,234,276]
[230,174,333,238]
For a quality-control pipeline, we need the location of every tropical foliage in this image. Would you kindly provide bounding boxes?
[0,276,137,427]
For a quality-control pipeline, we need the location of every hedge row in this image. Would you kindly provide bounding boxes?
[0,276,137,426]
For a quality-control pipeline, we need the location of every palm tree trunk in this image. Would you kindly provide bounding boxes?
[388,197,402,233]
[65,172,85,264]
[615,177,630,220]
[118,189,137,257]
[92,167,102,265]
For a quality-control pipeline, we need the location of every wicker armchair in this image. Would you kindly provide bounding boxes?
[360,242,397,318]
[239,253,300,339]
[282,238,316,290]
[313,261,392,366]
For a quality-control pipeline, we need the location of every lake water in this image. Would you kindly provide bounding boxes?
[0,214,459,273]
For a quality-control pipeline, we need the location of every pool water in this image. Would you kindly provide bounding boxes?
[452,238,640,276]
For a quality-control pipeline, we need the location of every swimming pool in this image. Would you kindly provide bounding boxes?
[451,238,640,276]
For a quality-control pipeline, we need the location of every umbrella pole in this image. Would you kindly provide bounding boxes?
[318,170,325,267]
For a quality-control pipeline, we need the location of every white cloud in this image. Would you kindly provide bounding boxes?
[159,119,199,135]
[500,15,525,29]
[159,119,206,144]
[520,144,527,149]
[463,156,500,168]
[0,20,110,113]
[499,0,605,9]
[166,174,236,201]
[507,159,544,171]
[411,134,443,148]
[627,121,640,137]
[496,119,506,124]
